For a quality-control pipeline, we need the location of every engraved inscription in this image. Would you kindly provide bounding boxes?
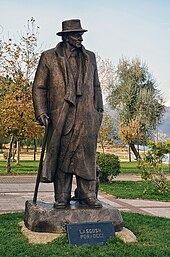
[67,221,115,246]
[79,228,104,239]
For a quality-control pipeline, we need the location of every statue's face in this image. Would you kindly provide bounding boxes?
[67,32,83,48]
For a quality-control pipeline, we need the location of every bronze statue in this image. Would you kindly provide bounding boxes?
[32,19,103,208]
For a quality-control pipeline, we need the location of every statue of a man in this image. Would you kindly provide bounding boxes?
[32,19,103,208]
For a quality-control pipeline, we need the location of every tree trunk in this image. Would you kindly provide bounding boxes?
[128,145,131,162]
[34,139,37,161]
[12,142,16,161]
[129,142,141,160]
[16,140,20,164]
[101,141,105,154]
[6,136,14,173]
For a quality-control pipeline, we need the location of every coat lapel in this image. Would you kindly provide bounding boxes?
[82,46,89,85]
[55,43,68,86]
[55,43,90,87]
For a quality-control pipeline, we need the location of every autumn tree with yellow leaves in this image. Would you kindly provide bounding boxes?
[0,18,43,172]
[98,112,117,153]
[119,117,144,161]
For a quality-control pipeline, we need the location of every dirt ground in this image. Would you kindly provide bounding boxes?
[0,145,142,162]
[0,145,130,161]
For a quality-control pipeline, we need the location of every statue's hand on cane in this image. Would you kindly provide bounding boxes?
[37,113,49,127]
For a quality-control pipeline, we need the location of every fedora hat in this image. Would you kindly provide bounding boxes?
[56,19,88,36]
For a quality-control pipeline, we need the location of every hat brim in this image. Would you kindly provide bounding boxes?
[56,29,88,36]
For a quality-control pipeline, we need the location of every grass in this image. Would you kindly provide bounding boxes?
[100,181,170,201]
[0,212,169,257]
[0,159,169,176]
[0,160,39,175]
[0,159,169,201]
[120,161,170,174]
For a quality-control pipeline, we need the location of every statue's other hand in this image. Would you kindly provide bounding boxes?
[37,113,49,127]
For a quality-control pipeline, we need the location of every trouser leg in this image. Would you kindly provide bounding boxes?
[76,176,96,199]
[76,176,102,208]
[54,169,72,207]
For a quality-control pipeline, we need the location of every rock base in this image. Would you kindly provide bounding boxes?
[24,200,124,233]
[18,221,62,244]
[116,227,137,243]
[19,221,137,244]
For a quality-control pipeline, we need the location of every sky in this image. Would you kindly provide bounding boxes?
[1,0,170,105]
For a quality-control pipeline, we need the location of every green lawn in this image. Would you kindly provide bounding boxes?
[120,161,170,174]
[100,181,170,201]
[0,160,39,175]
[0,212,169,257]
[0,159,169,176]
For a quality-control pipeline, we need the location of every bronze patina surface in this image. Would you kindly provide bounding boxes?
[32,19,103,208]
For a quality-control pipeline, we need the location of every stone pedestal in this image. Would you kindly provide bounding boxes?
[24,200,124,233]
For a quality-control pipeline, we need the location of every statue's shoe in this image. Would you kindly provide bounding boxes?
[53,201,70,209]
[79,198,103,208]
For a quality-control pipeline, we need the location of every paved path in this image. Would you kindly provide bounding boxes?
[113,174,170,181]
[0,175,170,218]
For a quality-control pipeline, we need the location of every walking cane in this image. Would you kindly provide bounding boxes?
[33,120,49,204]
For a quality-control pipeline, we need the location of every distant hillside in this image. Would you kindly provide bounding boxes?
[158,106,170,138]
[104,104,170,138]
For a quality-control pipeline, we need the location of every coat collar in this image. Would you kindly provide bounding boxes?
[54,42,89,85]
[55,42,88,59]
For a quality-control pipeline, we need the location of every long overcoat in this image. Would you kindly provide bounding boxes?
[32,42,103,182]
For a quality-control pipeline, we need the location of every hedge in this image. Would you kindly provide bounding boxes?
[96,152,120,183]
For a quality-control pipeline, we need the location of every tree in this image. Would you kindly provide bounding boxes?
[0,18,40,81]
[119,117,144,160]
[96,54,114,91]
[138,141,170,193]
[98,112,117,153]
[0,18,43,172]
[107,58,165,159]
[96,56,117,153]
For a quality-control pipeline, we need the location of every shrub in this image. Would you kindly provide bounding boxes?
[138,141,170,193]
[96,152,120,183]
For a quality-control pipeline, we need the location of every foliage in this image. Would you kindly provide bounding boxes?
[0,18,43,171]
[0,82,43,141]
[98,112,117,153]
[119,117,144,145]
[0,17,43,141]
[107,58,165,157]
[96,152,120,182]
[107,58,165,128]
[0,17,40,80]
[0,212,170,257]
[100,181,170,201]
[165,138,170,153]
[138,141,170,193]
[96,54,114,91]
